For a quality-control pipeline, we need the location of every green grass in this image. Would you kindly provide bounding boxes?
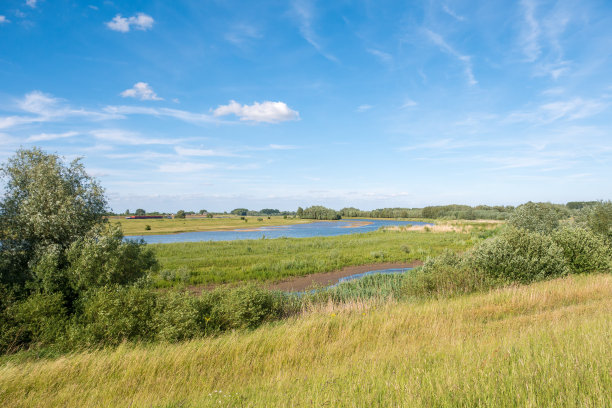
[152,228,489,287]
[110,215,315,236]
[1,273,610,407]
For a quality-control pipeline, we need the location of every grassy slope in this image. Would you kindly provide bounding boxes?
[1,273,610,407]
[111,215,315,236]
[152,229,483,286]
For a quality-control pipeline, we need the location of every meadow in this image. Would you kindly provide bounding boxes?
[151,222,499,287]
[1,273,610,407]
[110,215,316,236]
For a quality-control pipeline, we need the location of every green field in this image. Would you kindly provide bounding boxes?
[111,215,316,236]
[152,224,498,286]
[1,273,610,407]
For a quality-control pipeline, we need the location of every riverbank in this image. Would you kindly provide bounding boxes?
[268,261,422,291]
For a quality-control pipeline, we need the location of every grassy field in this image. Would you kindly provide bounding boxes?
[152,226,497,286]
[110,215,316,236]
[1,273,610,407]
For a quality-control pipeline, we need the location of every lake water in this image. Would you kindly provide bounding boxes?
[130,218,431,244]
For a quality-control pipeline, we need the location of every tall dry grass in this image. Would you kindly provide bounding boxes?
[1,273,610,407]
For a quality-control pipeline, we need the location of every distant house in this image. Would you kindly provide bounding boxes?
[124,215,164,219]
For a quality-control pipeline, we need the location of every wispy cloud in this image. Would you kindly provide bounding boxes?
[291,0,338,63]
[175,146,242,157]
[0,15,9,24]
[90,129,178,145]
[27,131,79,142]
[158,162,215,173]
[401,99,417,109]
[520,0,541,62]
[356,104,373,112]
[366,48,393,65]
[424,29,477,86]
[0,91,118,130]
[106,13,154,33]
[120,82,163,101]
[225,23,262,46]
[507,98,607,124]
[213,100,299,123]
[26,0,37,8]
[442,5,465,21]
[103,105,219,124]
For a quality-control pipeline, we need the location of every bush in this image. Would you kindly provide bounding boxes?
[213,285,285,330]
[581,201,612,240]
[551,226,611,274]
[2,293,68,352]
[66,224,158,293]
[155,291,204,342]
[403,250,492,298]
[470,228,570,284]
[508,202,565,234]
[75,286,158,346]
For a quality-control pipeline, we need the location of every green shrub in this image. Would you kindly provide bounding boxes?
[508,202,565,234]
[66,224,158,293]
[470,228,569,284]
[214,285,285,330]
[75,286,158,346]
[581,200,612,240]
[551,226,611,274]
[155,291,204,342]
[403,250,492,298]
[3,293,68,351]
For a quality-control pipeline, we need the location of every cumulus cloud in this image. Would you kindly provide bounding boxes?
[213,100,299,123]
[120,82,163,101]
[26,0,37,8]
[106,13,154,33]
[0,15,9,24]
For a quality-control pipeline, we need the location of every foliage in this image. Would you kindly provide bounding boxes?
[403,250,492,298]
[65,224,157,293]
[260,208,280,215]
[299,205,341,220]
[0,147,107,288]
[470,227,570,284]
[507,201,567,233]
[580,200,612,240]
[135,209,146,216]
[231,208,249,216]
[551,226,611,274]
[174,210,186,219]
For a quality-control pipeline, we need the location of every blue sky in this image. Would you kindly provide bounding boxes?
[1,0,611,212]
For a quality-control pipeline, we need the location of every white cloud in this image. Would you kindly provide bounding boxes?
[0,91,118,130]
[158,162,215,173]
[213,100,299,123]
[292,0,338,63]
[120,82,163,101]
[104,105,221,124]
[401,99,417,109]
[442,5,465,21]
[90,129,177,145]
[175,146,241,157]
[367,48,393,65]
[27,131,79,142]
[225,23,262,46]
[356,105,373,112]
[106,13,154,33]
[520,0,541,62]
[268,144,299,150]
[26,0,37,8]
[424,29,477,86]
[0,15,9,24]
[506,98,607,124]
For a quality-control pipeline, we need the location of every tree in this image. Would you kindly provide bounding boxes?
[175,210,186,219]
[0,147,157,297]
[296,207,304,218]
[198,209,207,215]
[231,208,248,216]
[581,200,612,240]
[0,148,107,288]
[135,209,146,216]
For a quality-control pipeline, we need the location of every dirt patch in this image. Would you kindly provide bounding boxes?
[267,261,423,292]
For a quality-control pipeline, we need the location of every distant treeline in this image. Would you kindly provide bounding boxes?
[107,201,602,220]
